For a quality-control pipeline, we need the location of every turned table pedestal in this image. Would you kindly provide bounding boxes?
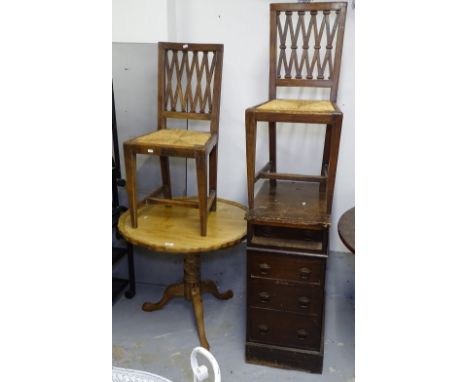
[118,198,246,350]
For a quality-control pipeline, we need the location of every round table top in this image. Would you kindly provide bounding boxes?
[118,198,247,254]
[338,207,355,254]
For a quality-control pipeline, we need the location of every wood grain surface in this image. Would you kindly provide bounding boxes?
[118,198,247,253]
[246,181,330,228]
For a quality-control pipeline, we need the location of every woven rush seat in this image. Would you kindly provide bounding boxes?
[131,128,211,149]
[256,99,335,114]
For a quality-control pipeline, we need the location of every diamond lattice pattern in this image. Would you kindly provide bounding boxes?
[164,49,217,114]
[276,9,341,80]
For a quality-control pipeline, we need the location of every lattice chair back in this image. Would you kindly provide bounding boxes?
[269,2,347,102]
[158,42,224,134]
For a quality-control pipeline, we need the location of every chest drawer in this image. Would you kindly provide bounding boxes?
[247,248,325,284]
[248,277,323,316]
[247,307,322,351]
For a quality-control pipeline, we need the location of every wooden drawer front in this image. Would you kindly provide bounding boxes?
[248,278,323,316]
[248,308,322,351]
[248,249,325,284]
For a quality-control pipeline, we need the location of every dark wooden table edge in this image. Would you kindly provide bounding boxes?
[337,207,355,254]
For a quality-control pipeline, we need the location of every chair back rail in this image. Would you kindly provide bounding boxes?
[157,42,224,134]
[269,2,347,102]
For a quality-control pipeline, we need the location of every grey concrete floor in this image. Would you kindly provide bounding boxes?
[112,244,354,382]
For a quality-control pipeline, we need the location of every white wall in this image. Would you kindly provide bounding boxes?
[112,0,355,252]
[112,0,168,43]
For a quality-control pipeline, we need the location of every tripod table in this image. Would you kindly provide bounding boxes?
[118,197,246,350]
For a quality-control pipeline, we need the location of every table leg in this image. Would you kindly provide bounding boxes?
[191,285,210,350]
[184,254,209,349]
[201,280,233,300]
[142,253,233,350]
[142,283,184,311]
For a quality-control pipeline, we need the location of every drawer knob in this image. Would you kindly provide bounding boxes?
[258,291,271,303]
[258,324,269,336]
[259,263,271,275]
[299,267,311,279]
[298,296,310,308]
[296,329,308,340]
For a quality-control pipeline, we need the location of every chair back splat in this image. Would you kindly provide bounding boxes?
[269,2,347,102]
[157,42,224,134]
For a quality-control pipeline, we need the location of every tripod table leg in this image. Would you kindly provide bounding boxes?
[201,280,233,300]
[142,283,184,312]
[191,285,210,350]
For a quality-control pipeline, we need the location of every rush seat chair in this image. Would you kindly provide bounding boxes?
[123,42,224,236]
[245,2,347,215]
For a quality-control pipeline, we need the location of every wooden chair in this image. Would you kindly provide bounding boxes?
[123,42,224,236]
[245,2,347,215]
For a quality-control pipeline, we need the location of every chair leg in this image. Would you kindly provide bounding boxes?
[320,124,332,193]
[123,144,138,228]
[245,111,257,210]
[160,156,172,198]
[326,117,342,213]
[268,122,277,187]
[209,145,218,211]
[196,153,208,236]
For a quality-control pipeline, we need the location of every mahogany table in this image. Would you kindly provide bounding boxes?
[118,198,247,350]
[338,207,355,254]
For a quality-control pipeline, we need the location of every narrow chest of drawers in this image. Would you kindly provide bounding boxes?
[245,235,328,373]
[244,181,331,373]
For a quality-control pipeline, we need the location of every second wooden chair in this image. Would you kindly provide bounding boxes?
[245,2,347,216]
